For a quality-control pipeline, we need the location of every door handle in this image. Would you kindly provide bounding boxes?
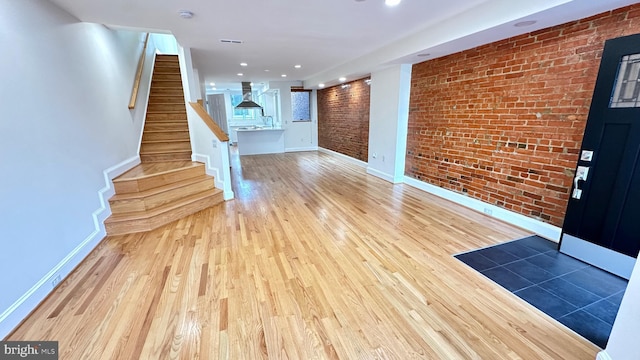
[572,166,589,199]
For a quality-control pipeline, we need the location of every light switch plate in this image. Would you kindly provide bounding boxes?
[580,150,594,162]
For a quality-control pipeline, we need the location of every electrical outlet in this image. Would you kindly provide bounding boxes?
[483,208,493,216]
[372,152,377,159]
[51,275,62,288]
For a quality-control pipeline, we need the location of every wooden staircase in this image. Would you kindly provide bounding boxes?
[140,55,192,162]
[105,55,224,235]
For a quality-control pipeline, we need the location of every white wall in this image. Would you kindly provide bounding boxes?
[191,68,202,101]
[179,46,234,200]
[152,33,179,54]
[310,89,319,147]
[268,81,318,152]
[599,257,640,360]
[367,64,411,183]
[0,0,148,337]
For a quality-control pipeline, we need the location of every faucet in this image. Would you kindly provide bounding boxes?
[262,115,274,128]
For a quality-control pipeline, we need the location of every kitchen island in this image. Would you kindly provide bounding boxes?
[235,126,285,155]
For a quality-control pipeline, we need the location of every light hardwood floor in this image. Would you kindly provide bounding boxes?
[8,150,599,359]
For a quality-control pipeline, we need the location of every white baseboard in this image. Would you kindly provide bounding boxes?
[318,147,368,168]
[366,167,404,184]
[285,146,318,153]
[0,230,105,339]
[96,156,141,229]
[597,350,612,360]
[403,176,562,241]
[366,167,393,183]
[193,153,235,200]
[0,156,140,339]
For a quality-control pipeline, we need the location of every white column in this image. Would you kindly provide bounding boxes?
[367,64,411,183]
[599,257,640,360]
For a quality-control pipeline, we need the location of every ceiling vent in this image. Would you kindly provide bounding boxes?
[219,39,243,44]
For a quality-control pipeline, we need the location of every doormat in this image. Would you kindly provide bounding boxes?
[455,235,628,348]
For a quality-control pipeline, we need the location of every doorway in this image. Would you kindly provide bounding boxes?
[560,33,640,280]
[206,93,228,134]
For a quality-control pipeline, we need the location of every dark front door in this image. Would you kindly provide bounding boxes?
[562,33,640,262]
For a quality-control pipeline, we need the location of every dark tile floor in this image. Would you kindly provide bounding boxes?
[455,235,628,348]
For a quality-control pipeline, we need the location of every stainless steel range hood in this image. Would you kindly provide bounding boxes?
[235,82,262,109]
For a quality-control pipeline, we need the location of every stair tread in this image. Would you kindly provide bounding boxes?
[106,188,223,222]
[145,119,188,124]
[144,127,189,131]
[147,110,185,112]
[140,148,191,155]
[110,175,213,201]
[144,124,188,127]
[144,118,188,121]
[145,121,187,123]
[142,139,190,144]
[143,129,189,133]
[115,161,202,181]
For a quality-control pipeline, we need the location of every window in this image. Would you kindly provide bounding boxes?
[291,89,311,122]
[610,53,640,108]
[231,93,258,120]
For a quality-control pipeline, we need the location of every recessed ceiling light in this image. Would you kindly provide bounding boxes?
[281,74,287,77]
[250,82,254,86]
[240,62,248,67]
[212,87,217,90]
[237,73,243,76]
[339,77,346,82]
[417,53,431,57]
[179,10,194,19]
[264,69,270,72]
[514,20,537,27]
[319,83,325,88]
[294,64,302,69]
[209,82,215,86]
[385,0,401,6]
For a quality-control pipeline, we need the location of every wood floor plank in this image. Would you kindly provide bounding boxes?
[6,150,599,359]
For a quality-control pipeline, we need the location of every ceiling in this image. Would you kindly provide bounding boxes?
[49,0,638,91]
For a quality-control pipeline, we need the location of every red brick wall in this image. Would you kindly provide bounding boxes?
[318,78,370,161]
[406,5,640,227]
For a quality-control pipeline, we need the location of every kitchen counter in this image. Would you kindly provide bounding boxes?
[235,126,285,155]
[236,125,283,132]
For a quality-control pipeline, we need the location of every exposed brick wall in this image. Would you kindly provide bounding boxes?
[406,5,640,227]
[318,78,370,161]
